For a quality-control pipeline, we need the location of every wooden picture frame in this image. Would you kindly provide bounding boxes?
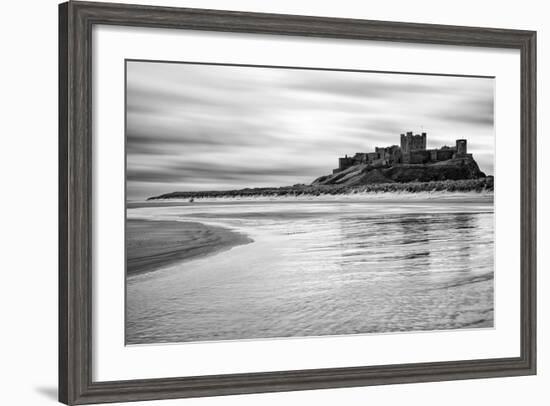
[59,1,536,404]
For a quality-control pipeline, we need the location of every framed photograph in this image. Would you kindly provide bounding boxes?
[59,1,536,404]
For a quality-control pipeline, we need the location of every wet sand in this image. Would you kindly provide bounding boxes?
[126,219,253,275]
[126,198,494,344]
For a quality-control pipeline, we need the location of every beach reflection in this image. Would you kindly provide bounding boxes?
[126,197,494,344]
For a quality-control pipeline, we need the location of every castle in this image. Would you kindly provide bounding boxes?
[333,131,471,174]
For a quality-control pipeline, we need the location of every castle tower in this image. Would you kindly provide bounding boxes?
[401,131,427,152]
[400,131,414,153]
[456,139,467,156]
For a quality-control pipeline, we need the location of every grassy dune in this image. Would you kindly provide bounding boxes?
[149,177,493,200]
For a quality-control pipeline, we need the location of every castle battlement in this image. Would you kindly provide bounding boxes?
[333,132,471,174]
[400,131,427,153]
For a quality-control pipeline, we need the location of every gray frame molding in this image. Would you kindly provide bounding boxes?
[59,1,536,404]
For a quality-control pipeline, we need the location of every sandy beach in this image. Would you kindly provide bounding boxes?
[126,219,253,275]
[126,195,494,344]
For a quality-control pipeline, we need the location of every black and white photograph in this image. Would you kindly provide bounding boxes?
[2,0,544,404]
[125,60,495,345]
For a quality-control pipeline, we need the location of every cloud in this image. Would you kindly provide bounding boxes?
[126,61,494,199]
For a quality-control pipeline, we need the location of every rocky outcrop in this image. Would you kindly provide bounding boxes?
[313,156,485,187]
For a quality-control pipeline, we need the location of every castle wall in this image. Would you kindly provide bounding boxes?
[338,157,354,171]
[402,150,431,164]
[366,152,379,163]
[334,132,470,174]
[429,148,455,162]
[351,153,366,165]
[391,148,402,164]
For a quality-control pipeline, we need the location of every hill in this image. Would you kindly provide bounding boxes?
[312,156,486,187]
[148,156,490,200]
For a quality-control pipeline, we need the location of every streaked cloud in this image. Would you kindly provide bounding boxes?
[127,61,494,200]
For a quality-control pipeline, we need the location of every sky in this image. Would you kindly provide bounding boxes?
[126,60,494,200]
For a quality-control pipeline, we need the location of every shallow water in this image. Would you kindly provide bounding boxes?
[126,195,494,344]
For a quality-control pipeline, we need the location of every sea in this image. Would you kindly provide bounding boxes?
[126,192,494,345]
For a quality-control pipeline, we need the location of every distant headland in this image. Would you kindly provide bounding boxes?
[148,131,492,200]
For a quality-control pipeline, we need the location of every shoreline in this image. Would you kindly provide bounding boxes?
[126,219,253,276]
[129,192,493,209]
[148,178,493,201]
